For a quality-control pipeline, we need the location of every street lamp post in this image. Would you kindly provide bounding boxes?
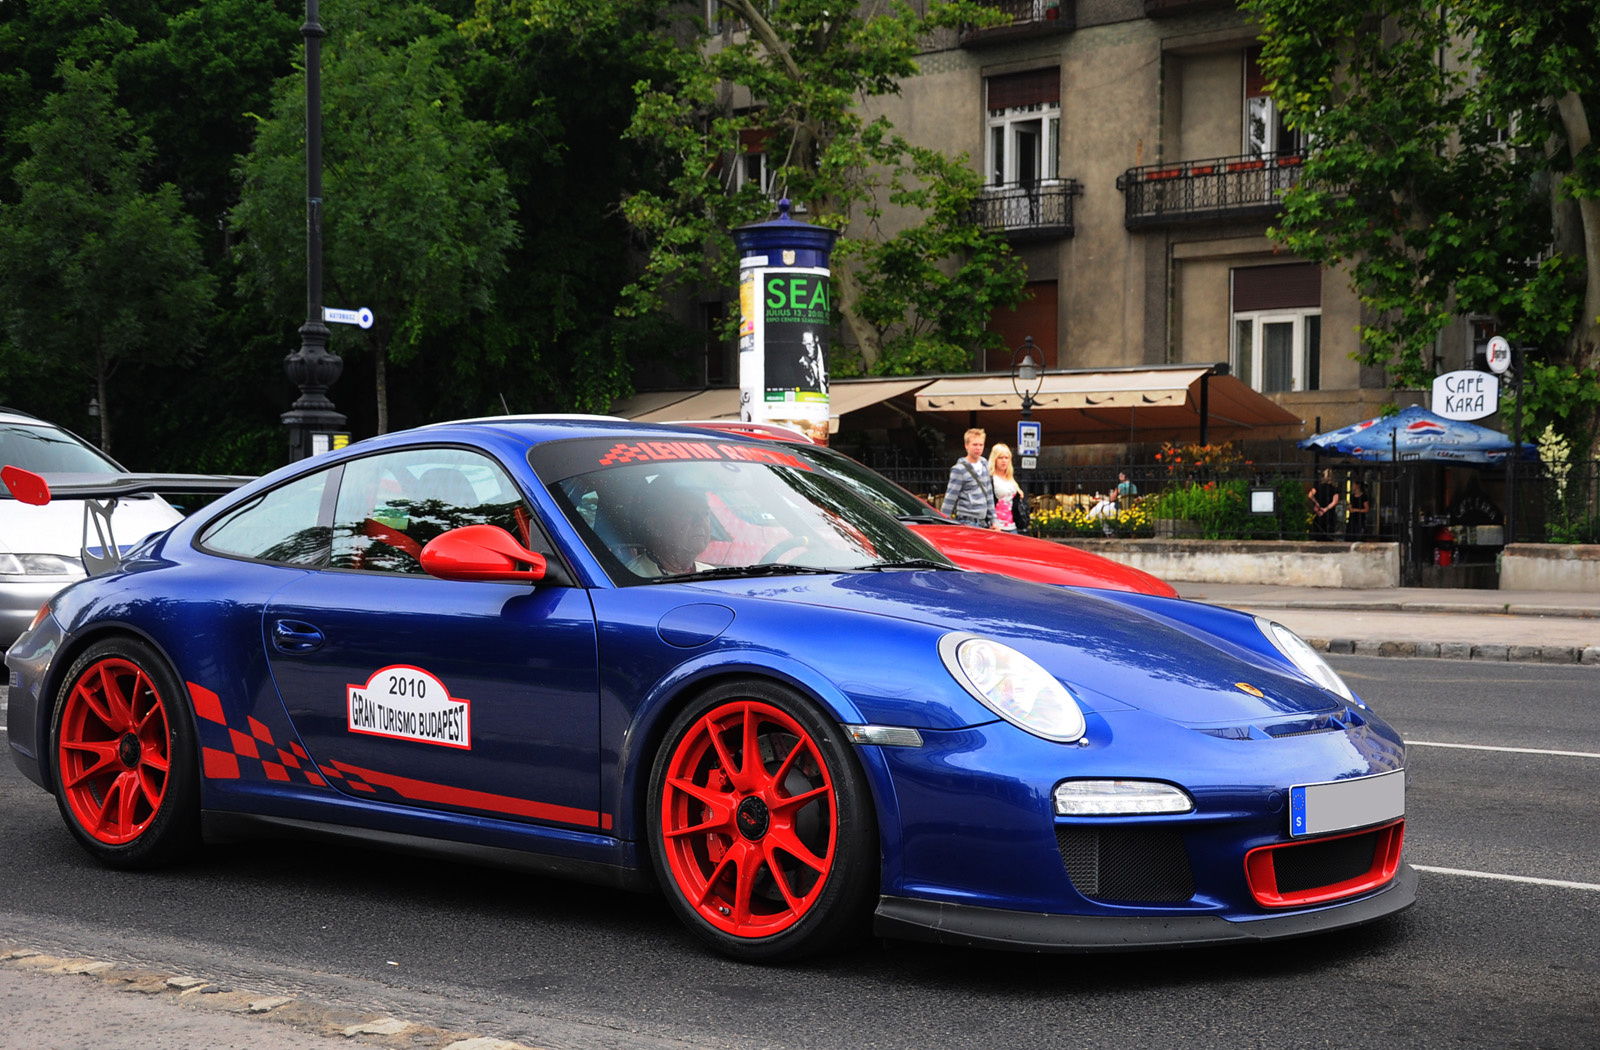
[1011,336,1045,473]
[281,0,346,462]
[1011,335,1044,422]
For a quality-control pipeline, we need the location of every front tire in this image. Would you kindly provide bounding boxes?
[648,679,878,962]
[50,638,200,869]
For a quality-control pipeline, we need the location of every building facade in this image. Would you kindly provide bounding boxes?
[853,0,1421,435]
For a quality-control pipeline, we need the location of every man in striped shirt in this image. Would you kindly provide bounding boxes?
[941,428,997,527]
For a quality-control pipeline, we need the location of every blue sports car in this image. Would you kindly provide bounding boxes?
[4,418,1413,961]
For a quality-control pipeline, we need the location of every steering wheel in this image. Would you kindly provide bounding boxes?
[758,536,809,565]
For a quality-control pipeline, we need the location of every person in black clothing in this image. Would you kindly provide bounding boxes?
[1344,479,1370,541]
[1308,469,1340,540]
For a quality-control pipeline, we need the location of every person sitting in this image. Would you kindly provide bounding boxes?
[625,484,715,578]
[1087,472,1136,532]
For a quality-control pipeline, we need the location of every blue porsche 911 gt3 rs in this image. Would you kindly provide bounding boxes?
[3,418,1413,961]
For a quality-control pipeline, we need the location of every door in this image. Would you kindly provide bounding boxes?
[263,446,605,832]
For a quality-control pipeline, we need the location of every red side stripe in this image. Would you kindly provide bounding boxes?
[329,760,606,829]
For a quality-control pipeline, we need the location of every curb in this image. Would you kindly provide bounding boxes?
[0,943,537,1050]
[1306,638,1600,664]
[1218,599,1600,620]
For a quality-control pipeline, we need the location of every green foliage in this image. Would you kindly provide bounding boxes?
[1147,477,1310,540]
[232,0,519,432]
[0,61,216,454]
[615,0,1025,372]
[1244,0,1600,450]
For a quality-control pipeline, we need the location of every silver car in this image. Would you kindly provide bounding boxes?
[0,410,183,648]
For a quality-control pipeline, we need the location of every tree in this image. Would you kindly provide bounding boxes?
[616,0,1026,375]
[0,61,216,454]
[1244,0,1600,449]
[232,0,519,434]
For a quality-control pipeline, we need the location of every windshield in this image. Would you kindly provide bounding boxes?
[534,436,953,584]
[0,421,122,476]
[778,443,948,520]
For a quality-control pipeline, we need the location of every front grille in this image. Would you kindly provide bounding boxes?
[1056,826,1194,902]
[1273,830,1379,893]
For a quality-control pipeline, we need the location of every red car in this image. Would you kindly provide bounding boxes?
[681,422,1176,597]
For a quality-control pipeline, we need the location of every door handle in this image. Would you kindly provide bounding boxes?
[271,619,325,654]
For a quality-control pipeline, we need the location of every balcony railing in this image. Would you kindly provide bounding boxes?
[959,0,1073,46]
[971,180,1080,239]
[1116,153,1306,229]
[1143,0,1236,17]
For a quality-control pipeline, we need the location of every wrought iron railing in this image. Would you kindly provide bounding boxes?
[853,448,1600,549]
[959,0,1073,44]
[1143,0,1236,17]
[1116,152,1308,229]
[970,180,1080,239]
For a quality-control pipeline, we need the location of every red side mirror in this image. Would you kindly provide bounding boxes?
[420,524,548,583]
[1,465,51,506]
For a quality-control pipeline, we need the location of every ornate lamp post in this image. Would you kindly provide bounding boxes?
[281,0,346,462]
[1010,335,1045,474]
[1011,335,1044,421]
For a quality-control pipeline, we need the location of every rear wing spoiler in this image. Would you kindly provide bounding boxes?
[0,465,254,575]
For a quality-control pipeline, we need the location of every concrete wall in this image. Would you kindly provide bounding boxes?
[1058,538,1401,587]
[1498,544,1600,593]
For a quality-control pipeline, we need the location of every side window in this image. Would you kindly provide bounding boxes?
[199,471,331,566]
[330,447,541,575]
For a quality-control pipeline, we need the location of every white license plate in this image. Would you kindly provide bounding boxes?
[1289,769,1405,837]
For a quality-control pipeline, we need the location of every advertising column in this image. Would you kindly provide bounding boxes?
[732,201,840,444]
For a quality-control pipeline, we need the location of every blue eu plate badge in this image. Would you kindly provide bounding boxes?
[1289,769,1405,837]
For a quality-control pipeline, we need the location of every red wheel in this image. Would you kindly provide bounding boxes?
[51,639,198,868]
[648,680,877,961]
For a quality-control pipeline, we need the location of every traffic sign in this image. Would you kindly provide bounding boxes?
[1016,420,1041,470]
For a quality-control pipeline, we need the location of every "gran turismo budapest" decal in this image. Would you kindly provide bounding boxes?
[347,665,471,749]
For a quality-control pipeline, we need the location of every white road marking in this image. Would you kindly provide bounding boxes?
[1408,739,1600,759]
[1413,865,1600,892]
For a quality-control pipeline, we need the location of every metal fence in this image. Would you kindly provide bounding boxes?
[859,449,1600,554]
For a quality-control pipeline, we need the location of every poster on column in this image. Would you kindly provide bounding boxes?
[738,258,831,444]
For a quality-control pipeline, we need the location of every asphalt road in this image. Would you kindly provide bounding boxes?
[1,659,1597,1050]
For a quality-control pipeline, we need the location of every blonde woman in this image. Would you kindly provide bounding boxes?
[989,444,1022,533]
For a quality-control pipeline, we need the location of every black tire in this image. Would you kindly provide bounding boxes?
[49,638,200,869]
[647,679,879,962]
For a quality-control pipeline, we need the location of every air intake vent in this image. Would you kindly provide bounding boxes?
[1056,826,1194,902]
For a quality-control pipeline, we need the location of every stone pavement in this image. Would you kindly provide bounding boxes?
[1174,582,1600,664]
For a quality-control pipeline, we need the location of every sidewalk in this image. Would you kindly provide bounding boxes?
[1174,582,1600,664]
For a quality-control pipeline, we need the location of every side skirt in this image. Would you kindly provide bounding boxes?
[202,811,656,894]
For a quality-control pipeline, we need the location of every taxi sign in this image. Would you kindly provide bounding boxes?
[1016,420,1041,470]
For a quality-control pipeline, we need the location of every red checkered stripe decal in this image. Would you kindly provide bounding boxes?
[188,682,328,787]
[186,682,613,831]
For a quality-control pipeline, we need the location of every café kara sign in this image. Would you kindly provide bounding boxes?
[1432,369,1499,421]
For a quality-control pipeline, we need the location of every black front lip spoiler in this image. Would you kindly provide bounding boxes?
[874,863,1417,953]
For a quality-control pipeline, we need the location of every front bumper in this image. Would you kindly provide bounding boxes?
[874,862,1417,952]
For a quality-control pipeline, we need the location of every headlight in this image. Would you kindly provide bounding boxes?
[0,553,84,576]
[939,633,1086,743]
[1054,779,1194,816]
[1254,616,1356,702]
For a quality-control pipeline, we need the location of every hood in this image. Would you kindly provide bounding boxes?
[908,523,1178,596]
[0,496,182,557]
[695,570,1341,726]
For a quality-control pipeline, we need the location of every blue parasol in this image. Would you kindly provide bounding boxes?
[1298,404,1537,463]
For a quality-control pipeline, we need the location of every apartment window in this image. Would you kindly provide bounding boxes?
[986,69,1060,188]
[1231,264,1321,393]
[1244,48,1303,157]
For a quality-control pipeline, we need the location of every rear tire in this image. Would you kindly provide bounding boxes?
[50,638,200,869]
[648,679,878,962]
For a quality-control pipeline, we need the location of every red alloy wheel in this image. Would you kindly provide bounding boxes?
[659,700,838,938]
[56,657,173,846]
